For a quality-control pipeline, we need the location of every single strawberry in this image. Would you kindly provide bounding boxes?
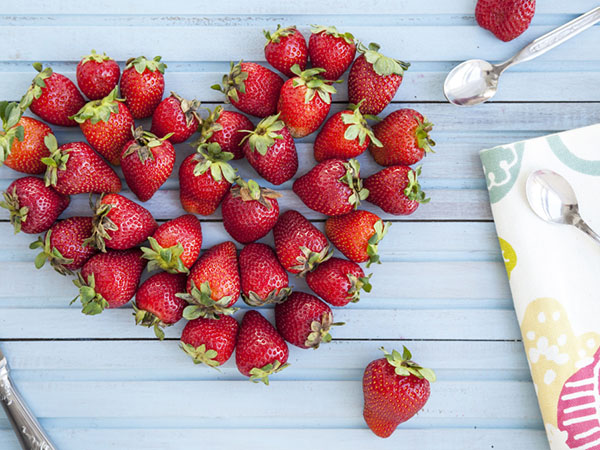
[19,63,85,127]
[150,92,200,144]
[364,165,429,215]
[71,87,135,165]
[212,61,283,118]
[29,216,97,276]
[72,248,146,315]
[293,158,368,216]
[236,310,289,385]
[306,257,372,307]
[363,347,436,438]
[133,272,187,339]
[272,210,332,277]
[348,43,410,115]
[263,25,308,78]
[241,113,298,185]
[86,193,157,252]
[180,315,239,367]
[178,142,237,215]
[76,50,120,100]
[325,210,390,267]
[308,25,356,81]
[368,109,435,166]
[476,0,535,42]
[141,214,202,274]
[42,135,121,195]
[120,56,167,119]
[195,106,253,160]
[275,291,343,349]
[0,176,69,234]
[121,127,176,202]
[277,65,337,138]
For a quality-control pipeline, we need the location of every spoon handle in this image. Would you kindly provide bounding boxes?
[573,215,600,246]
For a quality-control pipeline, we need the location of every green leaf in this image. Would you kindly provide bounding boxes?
[34,252,47,269]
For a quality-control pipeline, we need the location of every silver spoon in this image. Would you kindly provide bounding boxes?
[444,6,600,107]
[526,169,600,245]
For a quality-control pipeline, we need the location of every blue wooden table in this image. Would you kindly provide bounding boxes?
[1,1,599,448]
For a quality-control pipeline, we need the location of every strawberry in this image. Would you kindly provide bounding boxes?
[239,243,291,306]
[150,92,200,144]
[476,0,535,42]
[120,56,167,119]
[1,176,69,234]
[363,347,436,438]
[308,25,356,81]
[42,135,121,195]
[71,87,135,166]
[277,65,337,138]
[72,248,146,315]
[121,127,176,202]
[133,272,187,339]
[275,291,343,349]
[364,165,429,215]
[86,193,157,252]
[293,158,368,216]
[236,310,289,384]
[29,216,97,276]
[306,257,372,307]
[241,113,298,185]
[76,50,120,100]
[180,315,239,367]
[348,43,410,115]
[177,241,240,319]
[325,210,390,267]
[273,210,332,277]
[195,106,253,160]
[19,63,85,127]
[178,143,237,215]
[212,61,283,118]
[369,109,435,166]
[263,25,308,78]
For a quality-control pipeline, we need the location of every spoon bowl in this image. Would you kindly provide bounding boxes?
[443,59,500,107]
[526,169,578,225]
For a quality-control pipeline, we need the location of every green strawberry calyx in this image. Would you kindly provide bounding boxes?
[122,126,173,163]
[263,25,297,45]
[310,25,355,45]
[81,49,113,64]
[249,360,290,385]
[230,178,282,209]
[41,134,69,188]
[0,186,28,234]
[415,116,436,154]
[71,273,110,316]
[211,61,249,104]
[125,55,167,74]
[242,286,292,307]
[290,244,333,278]
[132,302,169,340]
[340,158,369,209]
[194,106,225,145]
[357,42,410,77]
[381,346,437,383]
[192,142,237,184]
[290,64,338,104]
[342,102,382,147]
[305,311,344,349]
[176,280,240,320]
[346,272,372,303]
[404,166,430,204]
[71,87,124,125]
[366,219,391,267]
[18,63,53,111]
[29,230,75,276]
[180,342,221,369]
[0,101,26,164]
[241,113,284,156]
[141,236,189,275]
[84,194,118,253]
[170,91,201,128]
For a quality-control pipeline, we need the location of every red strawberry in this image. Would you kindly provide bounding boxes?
[325,210,390,267]
[277,65,337,138]
[369,109,435,166]
[133,272,187,339]
[29,216,97,276]
[86,193,157,252]
[273,210,332,276]
[178,143,237,215]
[180,315,239,367]
[476,0,535,42]
[73,248,146,315]
[1,176,69,234]
[239,243,291,306]
[242,114,298,185]
[308,25,356,81]
[363,347,436,438]
[306,257,372,307]
[150,92,200,144]
[275,291,343,349]
[141,214,202,274]
[76,50,120,100]
[236,310,289,384]
[72,87,135,166]
[42,135,121,195]
[348,43,410,115]
[293,158,368,216]
[364,165,429,215]
[19,63,85,127]
[120,56,167,119]
[263,25,308,78]
[212,62,283,118]
[195,106,253,160]
[121,127,176,202]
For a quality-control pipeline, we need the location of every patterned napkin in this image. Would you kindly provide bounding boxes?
[480,124,600,450]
